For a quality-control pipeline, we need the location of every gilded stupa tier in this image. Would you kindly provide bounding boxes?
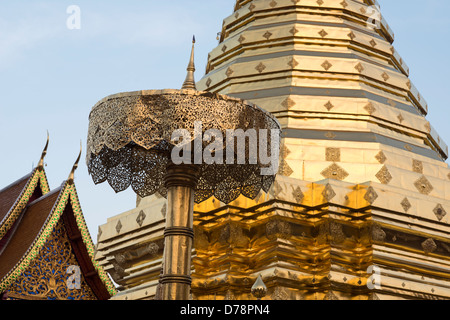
[95,0,450,300]
[194,0,450,214]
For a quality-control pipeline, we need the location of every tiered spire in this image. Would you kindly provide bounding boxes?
[192,0,450,300]
[198,0,448,181]
[93,0,450,301]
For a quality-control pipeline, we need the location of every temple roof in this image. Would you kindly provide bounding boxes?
[0,188,61,280]
[0,136,50,242]
[0,173,32,223]
[0,143,116,300]
[0,167,49,245]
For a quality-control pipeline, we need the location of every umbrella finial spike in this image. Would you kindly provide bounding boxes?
[181,35,197,90]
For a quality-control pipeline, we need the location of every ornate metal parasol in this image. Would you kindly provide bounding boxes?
[86,38,281,300]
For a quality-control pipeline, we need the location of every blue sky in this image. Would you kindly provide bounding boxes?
[0,0,449,242]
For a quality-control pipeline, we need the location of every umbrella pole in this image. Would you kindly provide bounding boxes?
[160,163,199,300]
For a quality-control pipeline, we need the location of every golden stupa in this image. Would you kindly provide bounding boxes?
[95,0,450,300]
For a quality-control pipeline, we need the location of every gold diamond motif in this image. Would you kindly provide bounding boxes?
[370,39,377,47]
[292,186,304,203]
[271,286,289,300]
[136,210,146,227]
[348,31,356,40]
[226,67,234,77]
[381,72,390,81]
[289,26,299,35]
[281,97,296,108]
[238,35,246,44]
[398,114,404,123]
[326,148,341,162]
[325,132,336,139]
[376,165,393,184]
[412,159,423,174]
[269,0,277,7]
[401,198,412,212]
[355,63,364,73]
[321,60,333,71]
[321,163,349,181]
[433,204,447,221]
[288,57,299,68]
[364,102,376,115]
[279,144,293,177]
[319,29,328,38]
[322,184,336,201]
[317,0,324,6]
[256,62,266,73]
[263,31,273,40]
[414,175,434,195]
[364,187,378,205]
[375,151,387,164]
[116,220,123,233]
[206,78,212,87]
[280,144,291,158]
[273,181,283,196]
[324,101,334,111]
[279,160,294,177]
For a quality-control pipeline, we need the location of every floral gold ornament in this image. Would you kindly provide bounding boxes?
[321,163,349,181]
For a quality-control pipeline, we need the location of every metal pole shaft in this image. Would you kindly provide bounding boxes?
[161,164,199,300]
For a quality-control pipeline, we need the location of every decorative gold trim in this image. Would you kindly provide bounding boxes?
[0,136,51,239]
[0,184,69,293]
[67,183,117,296]
[0,169,50,240]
